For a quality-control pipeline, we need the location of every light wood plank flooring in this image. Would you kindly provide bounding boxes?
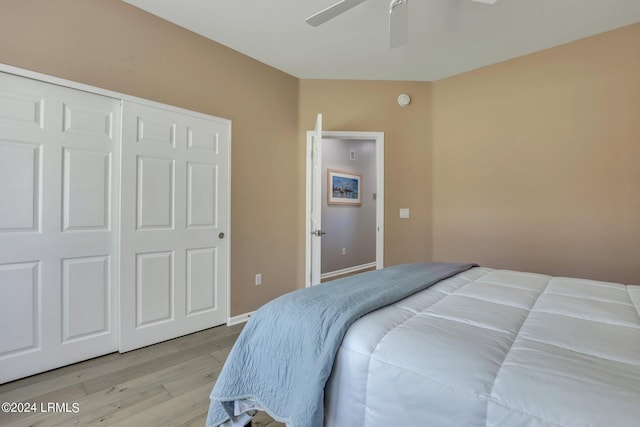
[0,324,284,427]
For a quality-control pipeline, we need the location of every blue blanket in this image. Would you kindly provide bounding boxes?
[207,262,476,427]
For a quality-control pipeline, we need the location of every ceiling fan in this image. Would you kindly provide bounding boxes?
[306,0,498,48]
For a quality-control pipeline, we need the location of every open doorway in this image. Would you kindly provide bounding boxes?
[321,138,377,280]
[305,125,384,287]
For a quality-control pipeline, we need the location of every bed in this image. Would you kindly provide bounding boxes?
[207,263,640,427]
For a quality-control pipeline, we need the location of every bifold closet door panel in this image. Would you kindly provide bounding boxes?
[0,72,120,384]
[119,100,230,352]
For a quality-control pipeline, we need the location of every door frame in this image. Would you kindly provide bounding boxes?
[305,130,384,287]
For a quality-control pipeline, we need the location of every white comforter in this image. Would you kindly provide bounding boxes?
[325,267,640,427]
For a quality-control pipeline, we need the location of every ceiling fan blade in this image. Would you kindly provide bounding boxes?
[469,0,498,4]
[305,0,368,27]
[389,0,408,48]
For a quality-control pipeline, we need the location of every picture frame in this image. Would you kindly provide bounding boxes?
[328,169,361,206]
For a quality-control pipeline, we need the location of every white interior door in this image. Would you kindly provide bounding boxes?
[0,72,120,383]
[119,100,230,352]
[308,114,323,286]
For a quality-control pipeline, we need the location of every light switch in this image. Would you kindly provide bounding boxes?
[399,208,410,219]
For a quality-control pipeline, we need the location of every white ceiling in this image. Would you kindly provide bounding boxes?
[122,0,640,81]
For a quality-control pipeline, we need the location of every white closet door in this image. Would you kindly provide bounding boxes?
[119,101,229,352]
[0,72,120,383]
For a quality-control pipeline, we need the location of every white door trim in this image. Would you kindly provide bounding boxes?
[305,130,384,287]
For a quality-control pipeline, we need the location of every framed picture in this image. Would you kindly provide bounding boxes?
[328,169,361,206]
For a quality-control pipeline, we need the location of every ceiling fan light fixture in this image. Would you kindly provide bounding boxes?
[306,0,497,49]
[389,0,407,14]
[389,0,408,48]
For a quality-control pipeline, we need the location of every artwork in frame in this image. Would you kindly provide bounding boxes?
[328,169,361,206]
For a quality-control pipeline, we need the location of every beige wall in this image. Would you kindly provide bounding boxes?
[0,0,301,315]
[1,0,637,320]
[298,80,433,269]
[432,23,640,284]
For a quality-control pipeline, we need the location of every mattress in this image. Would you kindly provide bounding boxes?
[324,267,640,427]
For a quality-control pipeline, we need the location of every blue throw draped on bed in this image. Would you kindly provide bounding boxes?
[207,262,476,427]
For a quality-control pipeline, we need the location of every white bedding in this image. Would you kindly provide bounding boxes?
[324,267,640,427]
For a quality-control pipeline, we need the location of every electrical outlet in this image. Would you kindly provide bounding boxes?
[342,248,346,256]
[255,273,262,286]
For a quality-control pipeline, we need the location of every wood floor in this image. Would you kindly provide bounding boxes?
[0,324,284,427]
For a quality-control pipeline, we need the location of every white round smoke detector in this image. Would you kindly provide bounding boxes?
[398,93,411,107]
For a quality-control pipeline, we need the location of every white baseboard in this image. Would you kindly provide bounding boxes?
[321,262,377,280]
[227,311,256,326]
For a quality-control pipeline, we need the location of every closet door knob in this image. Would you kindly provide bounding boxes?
[218,232,225,239]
